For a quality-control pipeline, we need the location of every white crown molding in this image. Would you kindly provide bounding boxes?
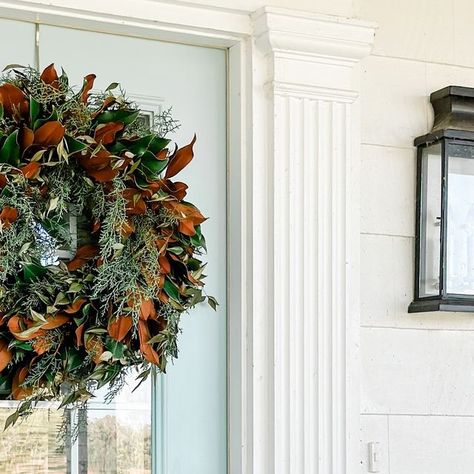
[0,0,250,46]
[253,6,376,64]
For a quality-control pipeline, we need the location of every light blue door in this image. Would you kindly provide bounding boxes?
[0,18,227,474]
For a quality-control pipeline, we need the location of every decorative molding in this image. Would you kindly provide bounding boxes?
[271,81,358,103]
[253,7,376,64]
[251,9,375,473]
[0,0,250,46]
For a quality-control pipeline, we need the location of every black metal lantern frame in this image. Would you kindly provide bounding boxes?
[410,86,474,312]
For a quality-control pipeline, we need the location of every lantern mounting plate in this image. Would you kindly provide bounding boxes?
[409,298,474,313]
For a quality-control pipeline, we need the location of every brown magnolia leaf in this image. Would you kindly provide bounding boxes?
[40,63,59,89]
[158,255,171,274]
[67,244,98,271]
[12,367,32,400]
[0,174,7,188]
[0,83,29,117]
[19,127,34,150]
[167,201,206,226]
[0,206,18,227]
[138,320,160,365]
[78,150,111,171]
[108,315,133,342]
[64,298,86,314]
[42,314,70,330]
[92,96,116,118]
[156,149,168,160]
[178,218,196,236]
[20,162,40,179]
[139,299,156,321]
[94,122,124,145]
[88,167,118,182]
[75,324,85,347]
[164,134,196,179]
[158,292,169,304]
[0,339,12,371]
[7,315,43,341]
[81,74,96,103]
[123,188,146,215]
[34,121,65,147]
[170,181,188,200]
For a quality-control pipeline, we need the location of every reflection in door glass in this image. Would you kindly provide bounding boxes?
[0,375,151,474]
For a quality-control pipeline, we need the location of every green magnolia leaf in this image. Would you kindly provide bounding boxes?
[23,263,47,282]
[138,151,169,179]
[164,278,180,302]
[4,410,20,431]
[207,295,219,311]
[64,347,82,372]
[96,109,139,126]
[29,97,40,125]
[54,292,69,306]
[0,130,20,166]
[68,282,83,293]
[65,135,87,155]
[187,258,201,271]
[146,333,166,345]
[127,135,170,155]
[105,82,119,91]
[2,64,25,72]
[8,340,33,351]
[190,225,206,250]
[105,338,125,359]
[0,104,4,121]
[108,141,127,154]
[33,109,58,131]
[168,247,184,255]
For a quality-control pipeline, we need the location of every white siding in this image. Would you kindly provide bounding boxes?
[357,0,474,471]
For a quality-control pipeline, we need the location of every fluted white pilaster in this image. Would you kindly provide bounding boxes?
[251,8,375,473]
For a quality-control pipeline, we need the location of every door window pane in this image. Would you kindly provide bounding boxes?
[419,143,442,297]
[0,403,67,473]
[446,144,474,295]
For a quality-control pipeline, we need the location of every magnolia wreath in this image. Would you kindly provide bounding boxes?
[0,64,216,427]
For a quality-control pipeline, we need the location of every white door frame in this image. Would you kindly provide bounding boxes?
[0,2,376,473]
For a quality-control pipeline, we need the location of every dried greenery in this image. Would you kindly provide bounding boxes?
[0,64,216,429]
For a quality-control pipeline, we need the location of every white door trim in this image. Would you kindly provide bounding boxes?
[0,2,376,472]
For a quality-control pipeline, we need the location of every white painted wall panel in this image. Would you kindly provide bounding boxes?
[355,0,455,64]
[389,415,474,474]
[361,144,416,237]
[361,56,428,148]
[361,327,474,416]
[454,0,474,68]
[360,234,414,327]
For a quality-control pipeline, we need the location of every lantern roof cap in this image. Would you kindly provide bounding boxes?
[428,85,474,137]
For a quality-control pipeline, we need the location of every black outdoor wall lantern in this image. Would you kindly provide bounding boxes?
[409,86,474,312]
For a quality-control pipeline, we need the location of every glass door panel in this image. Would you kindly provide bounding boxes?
[37,25,227,474]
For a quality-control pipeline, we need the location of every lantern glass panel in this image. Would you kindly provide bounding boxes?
[446,143,474,295]
[419,142,442,297]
